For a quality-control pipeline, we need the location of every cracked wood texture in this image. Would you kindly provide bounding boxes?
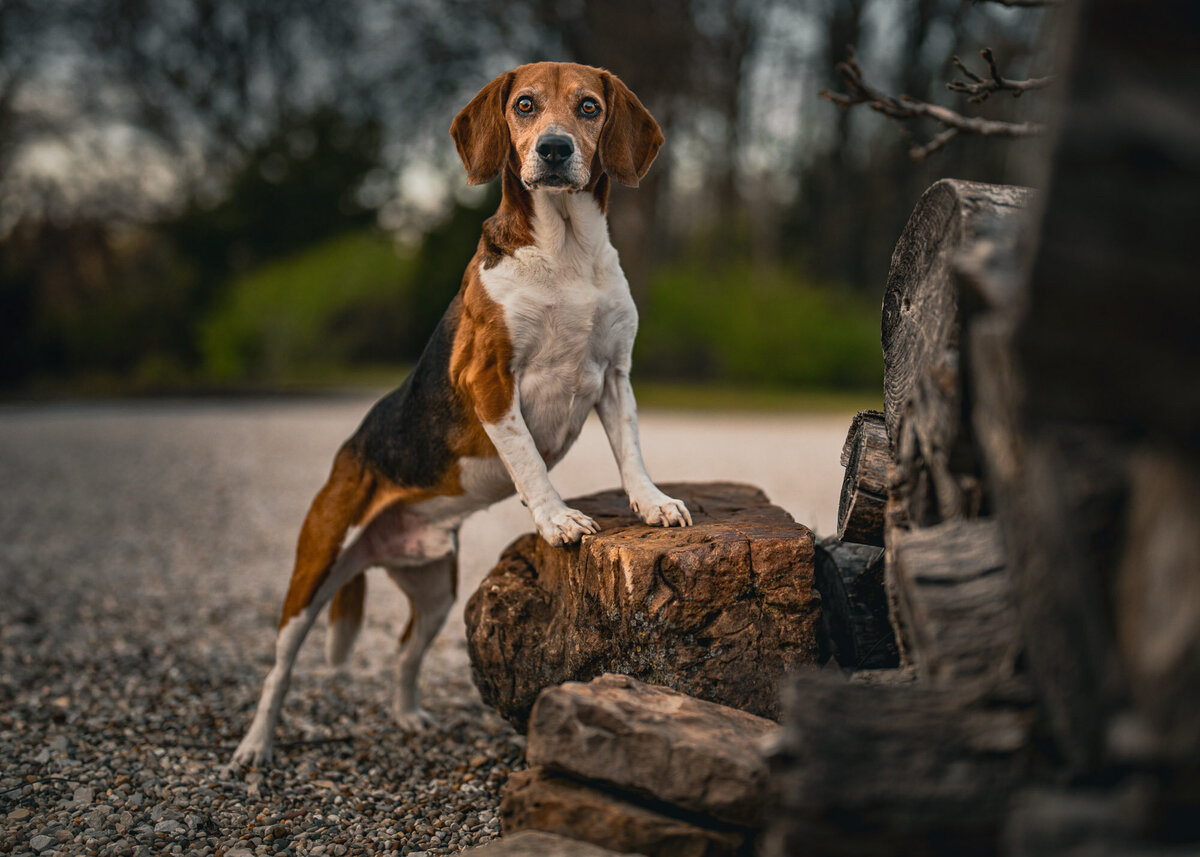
[464,482,819,730]
[765,673,1032,857]
[882,178,1032,528]
[837,408,889,545]
[888,519,1024,696]
[526,674,777,828]
[814,537,898,671]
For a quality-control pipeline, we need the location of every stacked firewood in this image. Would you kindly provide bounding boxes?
[769,0,1200,841]
[772,179,1038,857]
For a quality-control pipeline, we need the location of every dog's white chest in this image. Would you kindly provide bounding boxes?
[479,193,637,465]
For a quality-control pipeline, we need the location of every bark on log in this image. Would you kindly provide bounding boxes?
[525,674,777,829]
[881,178,1033,528]
[1004,784,1195,857]
[501,769,745,857]
[967,0,1200,777]
[764,673,1031,857]
[464,483,820,729]
[836,409,888,545]
[888,519,1024,696]
[813,537,898,670]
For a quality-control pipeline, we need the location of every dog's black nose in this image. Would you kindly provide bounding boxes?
[536,134,574,164]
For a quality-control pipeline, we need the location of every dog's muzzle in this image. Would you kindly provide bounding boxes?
[525,132,586,189]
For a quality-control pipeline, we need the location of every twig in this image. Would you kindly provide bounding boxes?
[0,775,80,797]
[910,128,960,161]
[820,45,1046,160]
[948,49,1054,103]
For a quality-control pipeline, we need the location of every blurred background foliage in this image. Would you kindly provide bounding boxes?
[0,0,1051,397]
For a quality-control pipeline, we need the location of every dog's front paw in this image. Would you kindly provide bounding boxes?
[631,491,693,528]
[394,706,436,733]
[225,734,273,774]
[534,505,599,546]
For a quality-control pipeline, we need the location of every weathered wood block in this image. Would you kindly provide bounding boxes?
[465,482,820,729]
[501,768,745,857]
[837,408,889,546]
[882,178,1033,528]
[888,518,1023,693]
[814,537,898,670]
[764,672,1031,857]
[526,674,777,828]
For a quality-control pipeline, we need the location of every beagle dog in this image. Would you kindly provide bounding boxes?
[228,62,691,769]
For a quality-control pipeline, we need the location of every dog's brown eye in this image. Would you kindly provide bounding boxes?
[516,96,535,114]
[579,98,600,117]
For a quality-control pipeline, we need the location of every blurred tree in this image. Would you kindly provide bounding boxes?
[0,0,1056,392]
[164,107,384,304]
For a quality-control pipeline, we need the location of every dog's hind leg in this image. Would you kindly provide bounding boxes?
[386,550,458,731]
[227,447,376,771]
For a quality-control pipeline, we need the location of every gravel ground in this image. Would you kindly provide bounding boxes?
[0,397,847,857]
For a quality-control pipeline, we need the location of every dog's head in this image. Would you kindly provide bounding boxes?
[451,62,663,192]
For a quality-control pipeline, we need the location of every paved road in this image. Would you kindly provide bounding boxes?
[0,397,849,855]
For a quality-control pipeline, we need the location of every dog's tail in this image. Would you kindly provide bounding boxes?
[326,573,366,666]
[278,443,376,668]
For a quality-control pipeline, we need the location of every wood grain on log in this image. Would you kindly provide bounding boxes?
[465,483,820,729]
[882,179,1032,528]
[1115,450,1200,763]
[525,675,777,828]
[837,409,889,545]
[501,769,745,857]
[765,673,1030,857]
[888,519,1024,694]
[814,537,898,670]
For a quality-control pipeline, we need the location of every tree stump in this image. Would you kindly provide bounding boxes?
[464,483,820,729]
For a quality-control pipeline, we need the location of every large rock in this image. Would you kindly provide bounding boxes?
[501,768,745,857]
[465,482,820,729]
[527,674,777,828]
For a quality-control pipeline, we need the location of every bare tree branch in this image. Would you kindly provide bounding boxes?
[820,45,1045,160]
[948,49,1054,103]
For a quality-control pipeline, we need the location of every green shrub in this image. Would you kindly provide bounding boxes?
[635,263,881,391]
[200,230,413,381]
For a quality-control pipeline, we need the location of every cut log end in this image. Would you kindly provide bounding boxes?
[837,408,889,546]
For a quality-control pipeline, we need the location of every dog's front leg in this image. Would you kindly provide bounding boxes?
[482,392,600,546]
[596,366,692,528]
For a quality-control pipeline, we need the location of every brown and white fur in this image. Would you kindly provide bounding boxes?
[227,62,690,770]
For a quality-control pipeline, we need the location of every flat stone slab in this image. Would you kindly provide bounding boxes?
[457,830,637,856]
[501,768,744,857]
[465,482,820,729]
[528,674,777,827]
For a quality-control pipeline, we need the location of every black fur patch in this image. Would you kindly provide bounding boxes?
[349,297,465,488]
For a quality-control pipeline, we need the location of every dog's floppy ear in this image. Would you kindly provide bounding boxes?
[599,71,664,188]
[450,71,514,185]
